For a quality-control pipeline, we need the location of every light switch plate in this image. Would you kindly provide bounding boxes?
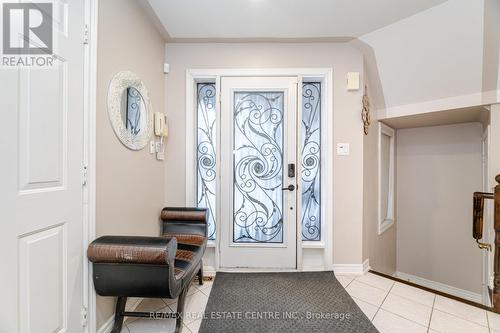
[155,141,163,153]
[346,72,360,91]
[337,143,350,155]
[149,141,155,154]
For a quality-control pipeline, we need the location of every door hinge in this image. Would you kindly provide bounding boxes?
[82,165,88,186]
[83,24,89,45]
[81,306,88,327]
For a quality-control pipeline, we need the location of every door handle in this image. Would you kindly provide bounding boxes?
[282,184,295,191]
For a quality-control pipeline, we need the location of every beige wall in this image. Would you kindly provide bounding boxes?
[95,0,166,328]
[164,42,365,265]
[362,73,397,274]
[396,123,483,293]
[482,0,500,93]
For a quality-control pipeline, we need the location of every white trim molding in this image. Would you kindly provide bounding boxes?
[377,122,395,235]
[395,271,483,304]
[185,68,334,272]
[83,0,98,332]
[333,259,370,275]
[378,89,500,120]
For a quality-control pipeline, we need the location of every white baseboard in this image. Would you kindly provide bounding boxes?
[302,266,329,272]
[97,297,143,333]
[395,271,483,304]
[203,265,216,277]
[333,259,370,275]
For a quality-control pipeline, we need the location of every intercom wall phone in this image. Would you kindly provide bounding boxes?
[154,112,169,138]
[153,112,168,161]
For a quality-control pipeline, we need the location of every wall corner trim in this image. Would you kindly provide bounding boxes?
[333,259,370,275]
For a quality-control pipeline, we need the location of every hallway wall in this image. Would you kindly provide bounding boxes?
[396,123,483,295]
[164,42,366,267]
[362,76,397,275]
[482,0,500,94]
[95,0,166,328]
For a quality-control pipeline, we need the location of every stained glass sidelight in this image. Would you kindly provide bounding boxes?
[197,83,217,240]
[301,83,321,241]
[233,91,284,243]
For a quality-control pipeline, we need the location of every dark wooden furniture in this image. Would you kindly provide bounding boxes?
[88,207,208,333]
[473,175,500,313]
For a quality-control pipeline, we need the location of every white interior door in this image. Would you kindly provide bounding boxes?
[0,1,85,332]
[219,76,298,269]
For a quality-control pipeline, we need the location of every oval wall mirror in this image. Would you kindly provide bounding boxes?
[107,71,153,150]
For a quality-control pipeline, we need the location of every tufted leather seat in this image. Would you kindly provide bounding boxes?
[161,233,206,280]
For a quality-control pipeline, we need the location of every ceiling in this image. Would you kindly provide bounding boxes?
[147,0,447,41]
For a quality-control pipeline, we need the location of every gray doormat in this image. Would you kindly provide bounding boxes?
[199,271,378,333]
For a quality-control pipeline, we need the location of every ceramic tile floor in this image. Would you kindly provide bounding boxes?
[341,272,500,333]
[119,272,500,333]
[120,278,213,333]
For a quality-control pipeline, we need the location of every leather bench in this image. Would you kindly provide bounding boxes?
[88,207,208,333]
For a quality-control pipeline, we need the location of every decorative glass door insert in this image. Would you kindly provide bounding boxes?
[233,92,284,243]
[301,82,321,241]
[197,83,217,240]
[220,77,297,269]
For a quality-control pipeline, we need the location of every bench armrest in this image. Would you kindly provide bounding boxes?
[160,207,208,238]
[160,207,208,224]
[87,235,177,265]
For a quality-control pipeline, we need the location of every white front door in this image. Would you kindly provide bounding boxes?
[0,1,86,332]
[219,77,298,269]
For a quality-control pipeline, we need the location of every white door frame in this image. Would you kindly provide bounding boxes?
[481,124,492,306]
[185,68,334,272]
[83,0,98,332]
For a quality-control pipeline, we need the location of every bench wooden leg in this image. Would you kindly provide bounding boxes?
[110,296,127,333]
[197,265,204,286]
[175,286,189,333]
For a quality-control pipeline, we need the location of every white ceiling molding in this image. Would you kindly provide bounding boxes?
[148,0,447,41]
